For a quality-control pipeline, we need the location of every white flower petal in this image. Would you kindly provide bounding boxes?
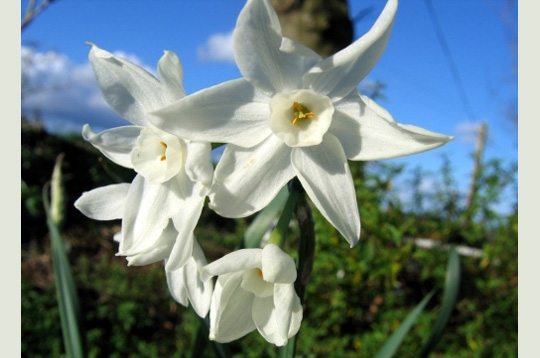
[166,264,189,307]
[252,296,283,345]
[334,94,454,161]
[113,231,122,243]
[165,240,213,318]
[149,79,272,148]
[251,284,300,347]
[126,220,177,266]
[241,268,275,298]
[279,37,321,62]
[82,124,140,169]
[88,43,167,126]
[184,141,214,188]
[303,0,398,101]
[201,249,263,281]
[164,173,206,272]
[191,238,210,267]
[126,245,172,266]
[357,91,396,123]
[292,135,360,247]
[182,240,213,318]
[171,167,202,206]
[157,50,186,102]
[209,136,295,218]
[119,174,179,255]
[74,183,130,220]
[209,272,256,343]
[210,272,241,337]
[273,283,298,345]
[234,0,306,93]
[288,291,303,337]
[165,231,194,273]
[261,244,297,284]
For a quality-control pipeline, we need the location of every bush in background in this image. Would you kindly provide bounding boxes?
[21,123,517,357]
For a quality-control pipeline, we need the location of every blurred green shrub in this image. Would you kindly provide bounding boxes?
[21,124,517,357]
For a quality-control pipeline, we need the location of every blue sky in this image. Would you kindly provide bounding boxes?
[20,0,518,213]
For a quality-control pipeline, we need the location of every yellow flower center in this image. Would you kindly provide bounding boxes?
[160,141,167,161]
[292,102,315,125]
[256,268,263,278]
[131,128,186,184]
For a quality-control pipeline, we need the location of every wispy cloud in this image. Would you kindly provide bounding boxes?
[455,121,484,144]
[197,30,235,63]
[21,46,151,134]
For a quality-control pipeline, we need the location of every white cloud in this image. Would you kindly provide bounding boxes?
[455,121,485,145]
[21,46,153,134]
[197,30,235,63]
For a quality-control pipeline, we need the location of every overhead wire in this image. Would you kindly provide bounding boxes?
[424,1,509,157]
[423,0,477,121]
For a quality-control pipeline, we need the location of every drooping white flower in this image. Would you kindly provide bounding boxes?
[74,44,213,273]
[104,220,213,317]
[109,218,213,318]
[166,238,213,318]
[149,0,454,248]
[201,244,302,346]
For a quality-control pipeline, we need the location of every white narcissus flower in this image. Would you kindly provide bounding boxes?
[149,0,454,248]
[77,192,214,319]
[112,222,213,318]
[74,43,214,275]
[201,244,302,346]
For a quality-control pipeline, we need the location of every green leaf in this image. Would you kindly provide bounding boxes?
[375,290,435,358]
[48,218,86,358]
[243,186,289,248]
[44,155,86,358]
[419,245,461,357]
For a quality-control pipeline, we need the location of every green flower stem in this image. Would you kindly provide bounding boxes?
[267,181,300,248]
[279,178,316,358]
[191,315,231,358]
[293,185,315,300]
[242,186,289,249]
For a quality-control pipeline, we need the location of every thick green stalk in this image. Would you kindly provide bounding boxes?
[267,182,300,248]
[191,315,232,358]
[279,178,315,358]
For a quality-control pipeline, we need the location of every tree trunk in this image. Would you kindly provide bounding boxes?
[271,0,353,58]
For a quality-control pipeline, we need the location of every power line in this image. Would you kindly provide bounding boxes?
[424,0,476,120]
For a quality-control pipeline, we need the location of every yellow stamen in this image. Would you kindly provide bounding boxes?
[160,142,167,161]
[292,102,315,125]
[256,268,263,278]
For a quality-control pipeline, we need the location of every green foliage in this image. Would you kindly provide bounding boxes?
[21,125,517,357]
[21,280,65,357]
[283,160,517,357]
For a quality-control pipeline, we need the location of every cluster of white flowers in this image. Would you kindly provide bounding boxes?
[75,0,452,346]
